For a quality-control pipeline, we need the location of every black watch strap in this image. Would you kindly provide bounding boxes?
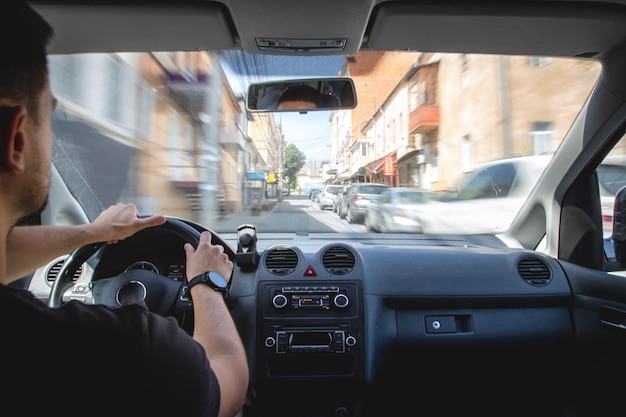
[187,271,229,294]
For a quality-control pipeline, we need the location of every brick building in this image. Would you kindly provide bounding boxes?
[330,51,602,191]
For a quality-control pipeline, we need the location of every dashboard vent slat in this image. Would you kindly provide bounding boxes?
[265,247,299,275]
[46,258,82,285]
[322,246,356,275]
[518,256,551,286]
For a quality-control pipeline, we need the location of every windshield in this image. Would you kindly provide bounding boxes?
[48,51,601,235]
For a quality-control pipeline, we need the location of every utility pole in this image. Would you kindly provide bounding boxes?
[277,124,285,201]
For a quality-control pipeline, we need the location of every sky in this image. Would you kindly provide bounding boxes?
[278,111,333,162]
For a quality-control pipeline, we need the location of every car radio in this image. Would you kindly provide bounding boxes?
[268,285,355,314]
[258,281,364,380]
[265,328,357,354]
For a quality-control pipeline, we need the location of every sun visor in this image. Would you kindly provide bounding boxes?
[365,2,626,58]
[33,3,238,54]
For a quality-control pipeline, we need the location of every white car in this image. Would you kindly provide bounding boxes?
[418,155,553,234]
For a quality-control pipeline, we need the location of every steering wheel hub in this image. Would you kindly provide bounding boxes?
[116,280,147,306]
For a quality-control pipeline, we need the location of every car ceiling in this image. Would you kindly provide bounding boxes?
[30,0,626,58]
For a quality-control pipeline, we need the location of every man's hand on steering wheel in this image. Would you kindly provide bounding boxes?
[91,203,166,244]
[184,231,234,282]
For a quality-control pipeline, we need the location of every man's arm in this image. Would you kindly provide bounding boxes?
[5,203,165,282]
[191,286,249,417]
[184,232,249,417]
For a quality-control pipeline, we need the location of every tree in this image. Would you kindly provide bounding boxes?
[283,143,306,190]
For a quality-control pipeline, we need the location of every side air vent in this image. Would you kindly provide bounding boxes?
[265,247,299,275]
[46,257,82,286]
[518,256,551,286]
[322,246,356,275]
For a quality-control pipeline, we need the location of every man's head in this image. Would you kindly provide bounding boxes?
[276,85,321,110]
[1,1,55,224]
[1,1,54,123]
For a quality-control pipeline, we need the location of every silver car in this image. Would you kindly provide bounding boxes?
[339,183,390,223]
[364,188,438,233]
[332,185,346,213]
[317,184,343,210]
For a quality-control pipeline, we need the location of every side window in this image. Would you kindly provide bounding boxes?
[600,133,626,240]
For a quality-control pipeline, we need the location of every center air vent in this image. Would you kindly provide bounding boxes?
[46,257,82,286]
[518,256,551,286]
[265,247,299,275]
[322,246,356,275]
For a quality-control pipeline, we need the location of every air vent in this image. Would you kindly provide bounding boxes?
[265,247,299,275]
[518,256,551,286]
[46,257,82,285]
[322,246,356,275]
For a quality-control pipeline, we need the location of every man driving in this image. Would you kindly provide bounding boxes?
[0,2,249,416]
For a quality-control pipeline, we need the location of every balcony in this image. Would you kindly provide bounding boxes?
[409,104,439,134]
[220,131,247,151]
[164,71,211,113]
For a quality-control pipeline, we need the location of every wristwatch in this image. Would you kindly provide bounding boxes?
[186,271,229,294]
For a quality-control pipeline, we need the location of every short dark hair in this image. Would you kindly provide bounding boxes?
[0,1,54,122]
[277,85,321,107]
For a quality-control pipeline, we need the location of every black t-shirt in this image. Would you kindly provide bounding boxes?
[0,284,220,417]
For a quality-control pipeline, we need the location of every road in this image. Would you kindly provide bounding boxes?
[215,194,367,234]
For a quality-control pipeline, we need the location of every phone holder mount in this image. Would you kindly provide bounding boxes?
[236,224,259,271]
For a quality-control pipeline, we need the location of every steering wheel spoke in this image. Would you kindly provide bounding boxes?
[61,281,93,304]
[86,269,184,315]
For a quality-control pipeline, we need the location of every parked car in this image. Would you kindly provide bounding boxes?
[308,188,322,200]
[338,183,390,223]
[364,187,438,233]
[317,184,343,210]
[332,185,346,213]
[20,1,626,416]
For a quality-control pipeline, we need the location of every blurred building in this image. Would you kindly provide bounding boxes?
[330,51,601,190]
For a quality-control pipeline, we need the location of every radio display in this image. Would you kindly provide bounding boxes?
[289,331,332,349]
[292,294,330,309]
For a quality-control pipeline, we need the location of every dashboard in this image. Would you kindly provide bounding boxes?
[224,232,577,416]
[25,220,623,416]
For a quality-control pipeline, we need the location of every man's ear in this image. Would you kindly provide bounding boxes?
[0,106,28,173]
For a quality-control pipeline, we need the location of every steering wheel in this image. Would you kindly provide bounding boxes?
[48,216,206,315]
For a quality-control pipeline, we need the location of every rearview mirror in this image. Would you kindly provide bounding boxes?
[246,78,357,112]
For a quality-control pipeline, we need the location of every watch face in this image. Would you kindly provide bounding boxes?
[209,271,228,288]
